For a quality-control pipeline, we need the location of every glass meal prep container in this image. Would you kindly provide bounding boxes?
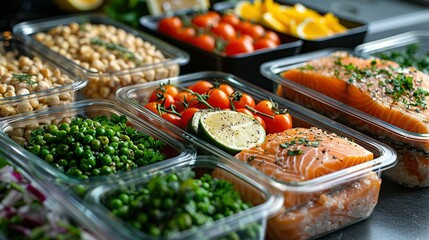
[115,71,396,239]
[260,48,429,188]
[0,100,195,195]
[0,145,117,240]
[12,14,189,100]
[139,9,302,91]
[0,32,86,118]
[84,155,284,240]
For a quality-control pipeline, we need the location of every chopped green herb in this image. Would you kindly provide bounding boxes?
[90,37,142,65]
[12,73,37,86]
[287,149,303,156]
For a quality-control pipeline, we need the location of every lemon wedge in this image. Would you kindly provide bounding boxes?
[323,12,347,33]
[261,12,288,33]
[54,0,103,12]
[296,18,333,40]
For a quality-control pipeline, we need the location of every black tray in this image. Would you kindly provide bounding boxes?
[213,1,368,53]
[139,9,302,91]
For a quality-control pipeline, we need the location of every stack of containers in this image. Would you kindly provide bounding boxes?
[12,14,190,100]
[115,71,396,239]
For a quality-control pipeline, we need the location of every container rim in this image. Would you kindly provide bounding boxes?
[116,70,397,193]
[84,156,284,239]
[355,30,429,57]
[12,13,190,77]
[260,47,429,142]
[0,99,195,187]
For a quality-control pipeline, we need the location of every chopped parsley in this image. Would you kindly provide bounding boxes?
[279,137,321,156]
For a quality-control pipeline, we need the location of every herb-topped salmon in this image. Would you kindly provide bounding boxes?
[233,127,379,240]
[282,51,429,134]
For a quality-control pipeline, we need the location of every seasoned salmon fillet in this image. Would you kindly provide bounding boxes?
[281,51,429,135]
[233,127,379,239]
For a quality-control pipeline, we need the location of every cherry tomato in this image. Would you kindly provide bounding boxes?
[192,34,216,52]
[144,102,160,115]
[220,14,240,27]
[188,80,214,94]
[253,115,266,130]
[255,100,274,115]
[192,14,218,28]
[180,107,200,129]
[174,91,199,108]
[149,85,179,102]
[219,83,234,96]
[265,30,281,45]
[232,93,256,109]
[162,113,182,127]
[225,36,254,56]
[237,21,265,40]
[158,17,183,36]
[254,38,277,50]
[236,108,253,116]
[150,93,175,108]
[206,11,221,22]
[211,22,236,41]
[207,88,231,109]
[265,114,293,134]
[176,27,196,42]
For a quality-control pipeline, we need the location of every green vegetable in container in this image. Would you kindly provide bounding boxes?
[24,114,166,179]
[379,44,429,74]
[104,168,261,239]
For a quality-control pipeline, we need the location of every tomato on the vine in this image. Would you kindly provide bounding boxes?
[191,34,216,52]
[236,108,253,116]
[232,92,256,109]
[149,85,179,102]
[158,17,183,36]
[220,14,240,27]
[265,114,292,134]
[180,107,200,129]
[176,27,196,42]
[211,23,236,41]
[225,36,254,56]
[144,102,160,115]
[192,14,218,28]
[236,21,265,40]
[219,83,234,96]
[149,93,175,109]
[162,113,182,127]
[207,88,231,109]
[255,100,274,115]
[265,30,281,45]
[254,38,277,50]
[188,80,214,94]
[174,91,199,109]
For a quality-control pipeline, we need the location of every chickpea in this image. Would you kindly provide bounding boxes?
[46,95,60,106]
[16,101,33,113]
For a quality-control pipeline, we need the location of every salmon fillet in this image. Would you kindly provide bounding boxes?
[281,51,429,135]
[233,127,378,239]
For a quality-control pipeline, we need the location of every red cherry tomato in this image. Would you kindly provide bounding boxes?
[265,114,293,134]
[192,34,216,52]
[232,93,256,109]
[255,100,274,115]
[211,22,236,41]
[253,115,266,130]
[265,30,281,45]
[219,83,235,96]
[192,14,218,28]
[188,80,214,94]
[162,113,182,127]
[220,14,240,27]
[149,84,179,102]
[158,17,183,36]
[180,107,200,129]
[254,38,277,50]
[225,36,254,56]
[174,91,199,108]
[144,102,160,115]
[236,21,265,40]
[149,93,175,108]
[207,88,231,109]
[236,108,253,116]
[206,11,221,21]
[176,27,196,42]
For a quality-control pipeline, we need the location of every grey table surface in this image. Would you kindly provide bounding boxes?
[319,178,429,240]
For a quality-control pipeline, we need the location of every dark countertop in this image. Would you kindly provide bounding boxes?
[320,178,429,240]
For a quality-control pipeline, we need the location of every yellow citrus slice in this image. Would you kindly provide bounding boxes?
[296,18,334,40]
[261,12,288,33]
[323,12,347,33]
[234,0,263,21]
[54,0,103,12]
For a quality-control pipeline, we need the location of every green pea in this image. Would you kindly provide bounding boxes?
[74,146,84,157]
[106,128,114,138]
[80,158,95,171]
[101,155,112,166]
[96,127,106,137]
[64,136,75,145]
[70,125,79,134]
[75,132,85,141]
[59,123,69,131]
[110,142,119,149]
[86,129,96,136]
[118,141,129,149]
[162,198,174,209]
[101,166,113,175]
[48,124,58,133]
[29,145,41,155]
[148,226,161,236]
[110,198,123,209]
[99,136,109,146]
[40,148,49,159]
[84,135,94,144]
[119,148,130,156]
[104,145,115,155]
[121,135,130,142]
[58,159,68,167]
[66,152,74,160]
[57,144,69,153]
[111,136,120,142]
[69,159,77,167]
[45,154,54,163]
[112,155,120,163]
[82,149,93,159]
[57,130,67,141]
[84,119,93,127]
[91,139,101,151]
[91,168,101,176]
[137,213,148,223]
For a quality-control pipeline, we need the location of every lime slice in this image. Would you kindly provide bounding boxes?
[186,109,216,135]
[198,110,266,155]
